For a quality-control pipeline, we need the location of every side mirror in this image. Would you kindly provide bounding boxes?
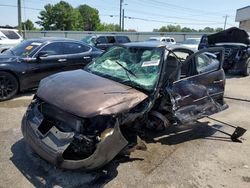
[36,51,55,59]
[37,51,49,59]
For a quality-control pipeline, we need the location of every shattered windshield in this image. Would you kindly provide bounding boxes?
[86,46,163,91]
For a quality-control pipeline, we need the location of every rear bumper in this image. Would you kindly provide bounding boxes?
[21,105,128,170]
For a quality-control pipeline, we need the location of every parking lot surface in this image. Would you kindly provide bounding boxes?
[0,76,250,188]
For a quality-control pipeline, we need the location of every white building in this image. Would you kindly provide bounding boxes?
[235,6,250,32]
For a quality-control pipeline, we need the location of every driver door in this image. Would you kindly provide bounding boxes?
[29,42,68,87]
[169,47,226,123]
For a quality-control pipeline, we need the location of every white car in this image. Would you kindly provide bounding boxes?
[181,38,201,50]
[0,28,23,53]
[148,37,176,44]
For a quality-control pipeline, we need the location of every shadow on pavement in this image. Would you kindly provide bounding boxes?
[10,121,233,187]
[143,121,232,145]
[0,90,35,108]
[10,139,141,188]
[225,74,245,79]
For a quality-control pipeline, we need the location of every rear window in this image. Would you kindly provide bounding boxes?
[116,36,130,43]
[0,30,20,39]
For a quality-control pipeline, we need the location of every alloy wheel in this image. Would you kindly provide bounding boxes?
[0,72,18,101]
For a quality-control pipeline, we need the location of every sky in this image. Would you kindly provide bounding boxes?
[0,0,249,31]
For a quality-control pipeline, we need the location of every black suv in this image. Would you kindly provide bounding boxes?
[82,35,131,51]
[198,27,250,76]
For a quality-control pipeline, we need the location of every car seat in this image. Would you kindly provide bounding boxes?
[164,55,181,82]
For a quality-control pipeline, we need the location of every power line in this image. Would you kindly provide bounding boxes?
[102,14,225,25]
[140,0,229,16]
[0,3,42,11]
[0,2,236,29]
[131,0,234,19]
[125,8,224,23]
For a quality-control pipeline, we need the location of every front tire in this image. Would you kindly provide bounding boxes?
[0,71,18,101]
[242,59,250,76]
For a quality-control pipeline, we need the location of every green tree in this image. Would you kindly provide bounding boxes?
[97,23,120,31]
[158,25,181,32]
[78,5,100,31]
[215,27,223,32]
[22,19,35,30]
[36,1,79,30]
[181,27,197,32]
[200,27,214,32]
[36,4,55,30]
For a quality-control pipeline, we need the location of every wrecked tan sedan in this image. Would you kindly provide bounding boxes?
[22,42,229,170]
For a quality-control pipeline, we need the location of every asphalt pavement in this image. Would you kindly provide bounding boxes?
[0,75,250,188]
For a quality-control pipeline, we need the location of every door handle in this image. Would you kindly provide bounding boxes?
[213,80,223,83]
[83,56,91,59]
[58,59,67,62]
[31,67,39,71]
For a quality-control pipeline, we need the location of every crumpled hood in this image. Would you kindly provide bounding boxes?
[0,55,18,63]
[37,70,148,118]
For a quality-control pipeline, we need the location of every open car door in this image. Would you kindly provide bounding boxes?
[168,47,228,124]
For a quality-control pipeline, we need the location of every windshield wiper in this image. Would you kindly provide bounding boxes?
[115,60,137,78]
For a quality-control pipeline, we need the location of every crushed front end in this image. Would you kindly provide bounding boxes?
[21,97,128,170]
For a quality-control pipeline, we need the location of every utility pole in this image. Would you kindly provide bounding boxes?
[119,0,123,31]
[122,9,125,31]
[17,0,22,36]
[223,15,229,30]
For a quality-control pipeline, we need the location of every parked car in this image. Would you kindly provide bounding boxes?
[0,28,23,53]
[0,38,102,101]
[198,27,250,76]
[180,38,201,50]
[22,41,230,170]
[82,35,131,51]
[148,37,176,44]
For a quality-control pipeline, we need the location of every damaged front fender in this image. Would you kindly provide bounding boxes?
[21,107,128,170]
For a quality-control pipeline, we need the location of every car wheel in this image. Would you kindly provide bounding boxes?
[0,71,19,101]
[242,59,250,76]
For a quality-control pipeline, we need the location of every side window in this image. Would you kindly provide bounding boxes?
[116,36,130,43]
[173,50,193,78]
[171,39,175,42]
[166,38,171,42]
[195,53,220,73]
[107,36,116,43]
[63,42,90,54]
[39,42,63,56]
[162,39,166,42]
[96,36,107,44]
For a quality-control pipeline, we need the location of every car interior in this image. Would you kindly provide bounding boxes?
[166,48,221,82]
